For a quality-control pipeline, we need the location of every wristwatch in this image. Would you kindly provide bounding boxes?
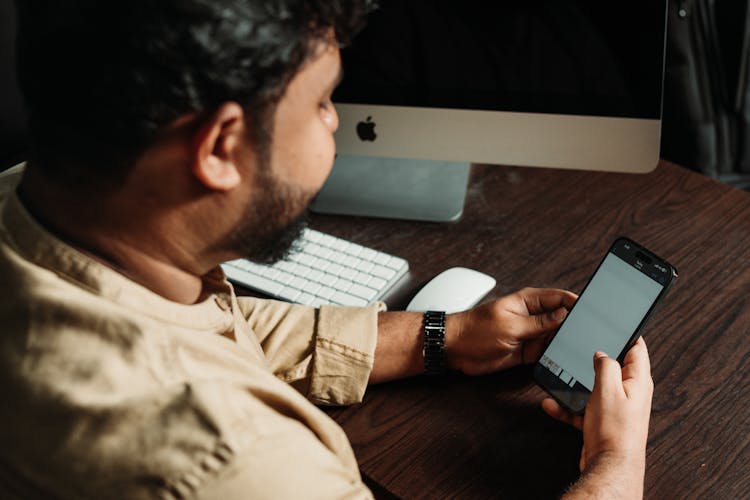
[423,310,446,375]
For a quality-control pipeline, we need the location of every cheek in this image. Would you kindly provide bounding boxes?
[300,122,337,186]
[316,130,337,181]
[275,122,336,189]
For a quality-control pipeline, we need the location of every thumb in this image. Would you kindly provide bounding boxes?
[591,351,624,399]
[524,307,568,337]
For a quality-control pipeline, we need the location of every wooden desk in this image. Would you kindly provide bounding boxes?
[309,161,750,499]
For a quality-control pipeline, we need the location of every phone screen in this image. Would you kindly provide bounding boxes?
[535,238,676,412]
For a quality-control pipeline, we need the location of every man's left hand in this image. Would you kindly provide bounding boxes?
[445,287,577,375]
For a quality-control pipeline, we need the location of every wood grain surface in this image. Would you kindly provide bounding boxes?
[305,161,750,499]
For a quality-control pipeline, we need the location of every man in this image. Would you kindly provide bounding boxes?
[0,1,653,498]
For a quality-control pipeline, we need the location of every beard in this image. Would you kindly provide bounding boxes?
[226,170,315,265]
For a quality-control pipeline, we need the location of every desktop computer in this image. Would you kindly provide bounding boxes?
[224,0,669,305]
[311,0,669,221]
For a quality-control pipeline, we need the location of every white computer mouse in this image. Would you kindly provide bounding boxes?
[406,267,497,313]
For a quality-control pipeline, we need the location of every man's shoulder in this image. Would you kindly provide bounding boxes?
[0,241,160,428]
[0,278,239,499]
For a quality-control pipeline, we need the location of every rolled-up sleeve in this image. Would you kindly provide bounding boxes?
[236,298,384,405]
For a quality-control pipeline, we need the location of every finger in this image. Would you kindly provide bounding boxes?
[541,398,583,430]
[591,351,624,399]
[517,288,578,316]
[622,337,651,381]
[622,337,653,395]
[513,307,568,341]
[517,307,568,339]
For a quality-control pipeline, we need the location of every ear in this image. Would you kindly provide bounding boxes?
[191,102,248,191]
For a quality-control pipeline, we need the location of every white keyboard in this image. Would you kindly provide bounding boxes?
[221,228,409,307]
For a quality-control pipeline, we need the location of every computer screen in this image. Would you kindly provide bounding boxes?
[311,0,668,221]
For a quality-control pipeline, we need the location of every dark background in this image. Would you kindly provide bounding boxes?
[335,0,665,119]
[0,0,27,170]
[2,0,749,185]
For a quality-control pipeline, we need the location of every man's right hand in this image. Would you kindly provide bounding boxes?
[541,337,654,499]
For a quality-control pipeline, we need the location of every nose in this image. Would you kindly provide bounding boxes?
[325,104,339,133]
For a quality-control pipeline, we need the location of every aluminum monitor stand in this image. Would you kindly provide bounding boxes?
[310,155,471,222]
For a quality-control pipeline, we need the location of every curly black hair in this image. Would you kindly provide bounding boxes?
[14,0,376,188]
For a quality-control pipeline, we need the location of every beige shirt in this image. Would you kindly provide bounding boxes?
[0,166,379,499]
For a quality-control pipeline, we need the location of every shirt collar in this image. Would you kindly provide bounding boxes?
[1,172,237,330]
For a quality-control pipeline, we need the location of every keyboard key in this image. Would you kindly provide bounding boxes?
[310,257,330,270]
[301,281,322,295]
[327,249,345,261]
[368,277,386,290]
[386,256,407,270]
[318,273,337,287]
[307,244,326,257]
[292,264,311,278]
[331,239,350,252]
[287,252,306,264]
[317,247,334,259]
[348,283,378,300]
[371,265,396,280]
[358,261,375,273]
[235,260,254,271]
[275,271,296,285]
[345,243,364,256]
[304,229,322,243]
[297,292,316,305]
[359,248,377,260]
[251,262,268,274]
[354,272,372,285]
[289,276,308,290]
[373,252,391,265]
[295,252,317,267]
[342,255,361,269]
[331,291,368,307]
[319,234,336,247]
[278,261,298,274]
[262,267,280,279]
[306,269,324,282]
[278,287,301,302]
[327,263,344,275]
[332,278,353,292]
[338,267,358,281]
[310,298,328,308]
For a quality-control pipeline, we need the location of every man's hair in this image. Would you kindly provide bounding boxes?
[14,0,374,187]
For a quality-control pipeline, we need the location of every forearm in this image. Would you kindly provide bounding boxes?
[368,311,421,384]
[563,452,645,500]
[369,311,462,384]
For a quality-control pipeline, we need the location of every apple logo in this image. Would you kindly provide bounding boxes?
[356,116,377,142]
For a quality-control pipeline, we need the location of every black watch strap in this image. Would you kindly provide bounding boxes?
[423,310,446,375]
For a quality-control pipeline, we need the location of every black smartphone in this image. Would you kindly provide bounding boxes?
[534,237,677,414]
